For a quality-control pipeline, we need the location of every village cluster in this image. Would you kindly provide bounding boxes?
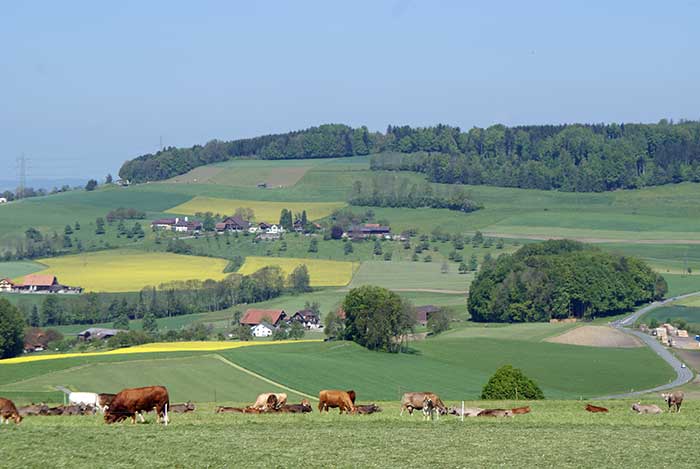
[640,322,700,349]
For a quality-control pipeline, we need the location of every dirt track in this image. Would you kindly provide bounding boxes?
[484,232,700,245]
[545,325,642,348]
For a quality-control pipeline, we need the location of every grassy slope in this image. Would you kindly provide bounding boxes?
[0,260,45,278]
[3,401,700,468]
[348,260,471,291]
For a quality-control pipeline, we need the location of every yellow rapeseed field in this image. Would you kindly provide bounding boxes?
[238,256,357,286]
[168,196,346,222]
[0,340,322,365]
[26,250,230,292]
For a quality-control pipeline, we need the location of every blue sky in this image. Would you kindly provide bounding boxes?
[1,0,699,179]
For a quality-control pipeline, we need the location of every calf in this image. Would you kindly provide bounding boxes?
[277,400,313,413]
[510,406,531,415]
[104,385,170,424]
[477,409,513,418]
[0,397,22,424]
[661,391,684,413]
[170,401,196,413]
[355,404,382,415]
[632,402,662,414]
[585,404,608,413]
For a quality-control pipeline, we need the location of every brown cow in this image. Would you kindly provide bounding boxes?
[97,393,117,413]
[318,390,355,414]
[18,403,49,417]
[0,398,22,424]
[661,391,684,413]
[510,406,531,415]
[347,390,356,405]
[631,402,662,414]
[355,404,382,415]
[104,386,170,424]
[170,401,196,413]
[215,406,245,413]
[400,392,446,416]
[477,409,513,417]
[585,404,608,413]
[252,393,287,410]
[448,406,483,417]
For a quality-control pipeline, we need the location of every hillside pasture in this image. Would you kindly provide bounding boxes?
[0,260,45,279]
[3,401,700,468]
[347,260,470,292]
[167,196,346,222]
[237,256,356,287]
[28,250,230,292]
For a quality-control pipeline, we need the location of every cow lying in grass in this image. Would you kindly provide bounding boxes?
[252,393,287,411]
[510,406,531,415]
[477,409,513,417]
[448,406,484,417]
[585,404,608,413]
[632,402,662,414]
[18,403,49,416]
[170,401,196,413]
[355,404,382,415]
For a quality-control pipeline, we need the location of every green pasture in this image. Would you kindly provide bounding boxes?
[0,260,45,279]
[348,260,470,292]
[638,305,700,328]
[2,400,700,468]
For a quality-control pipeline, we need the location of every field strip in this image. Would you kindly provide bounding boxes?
[484,232,700,245]
[212,354,318,401]
[0,340,323,365]
[336,287,467,294]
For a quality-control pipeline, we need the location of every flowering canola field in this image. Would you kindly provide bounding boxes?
[238,256,357,286]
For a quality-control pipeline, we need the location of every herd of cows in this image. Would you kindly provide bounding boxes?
[0,387,687,425]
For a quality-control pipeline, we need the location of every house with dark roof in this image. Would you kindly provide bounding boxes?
[251,322,274,337]
[0,278,14,292]
[77,327,125,341]
[346,223,391,240]
[240,309,287,326]
[215,215,251,232]
[289,309,321,329]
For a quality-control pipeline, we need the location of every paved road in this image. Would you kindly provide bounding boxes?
[596,291,700,399]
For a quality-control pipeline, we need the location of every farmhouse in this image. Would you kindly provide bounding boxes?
[346,223,391,240]
[77,327,125,341]
[151,217,202,233]
[415,305,440,326]
[215,215,250,232]
[13,274,82,294]
[240,309,287,327]
[251,322,274,337]
[289,309,321,329]
[0,278,14,292]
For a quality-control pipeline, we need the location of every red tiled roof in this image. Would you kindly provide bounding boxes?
[22,274,57,287]
[0,278,14,285]
[240,309,286,325]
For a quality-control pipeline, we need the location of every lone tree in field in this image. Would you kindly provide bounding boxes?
[481,365,544,400]
[342,285,416,353]
[0,298,25,359]
[288,264,311,293]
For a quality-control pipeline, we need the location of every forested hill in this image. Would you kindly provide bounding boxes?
[119,120,700,192]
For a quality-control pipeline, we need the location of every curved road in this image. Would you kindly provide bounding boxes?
[596,291,700,399]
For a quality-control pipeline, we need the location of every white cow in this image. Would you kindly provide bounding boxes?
[69,392,99,412]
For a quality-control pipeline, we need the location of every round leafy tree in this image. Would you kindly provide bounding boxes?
[0,298,26,359]
[481,365,544,400]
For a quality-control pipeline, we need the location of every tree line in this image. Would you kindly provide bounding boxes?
[348,173,482,212]
[468,240,668,322]
[119,120,700,192]
[18,265,312,327]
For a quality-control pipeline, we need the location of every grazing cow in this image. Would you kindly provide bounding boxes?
[422,397,437,421]
[318,390,355,414]
[448,406,484,417]
[347,390,356,405]
[400,392,446,416]
[355,404,382,415]
[104,386,170,424]
[585,404,608,413]
[97,393,117,413]
[477,409,513,417]
[170,401,196,413]
[510,406,531,415]
[661,391,684,413]
[18,404,49,417]
[632,402,662,414]
[0,397,22,424]
[277,400,313,414]
[252,393,287,411]
[69,392,99,408]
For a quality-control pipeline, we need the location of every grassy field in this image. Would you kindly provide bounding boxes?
[28,249,230,292]
[168,196,347,221]
[0,260,45,279]
[348,260,471,292]
[238,256,357,287]
[639,305,700,327]
[2,400,700,468]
